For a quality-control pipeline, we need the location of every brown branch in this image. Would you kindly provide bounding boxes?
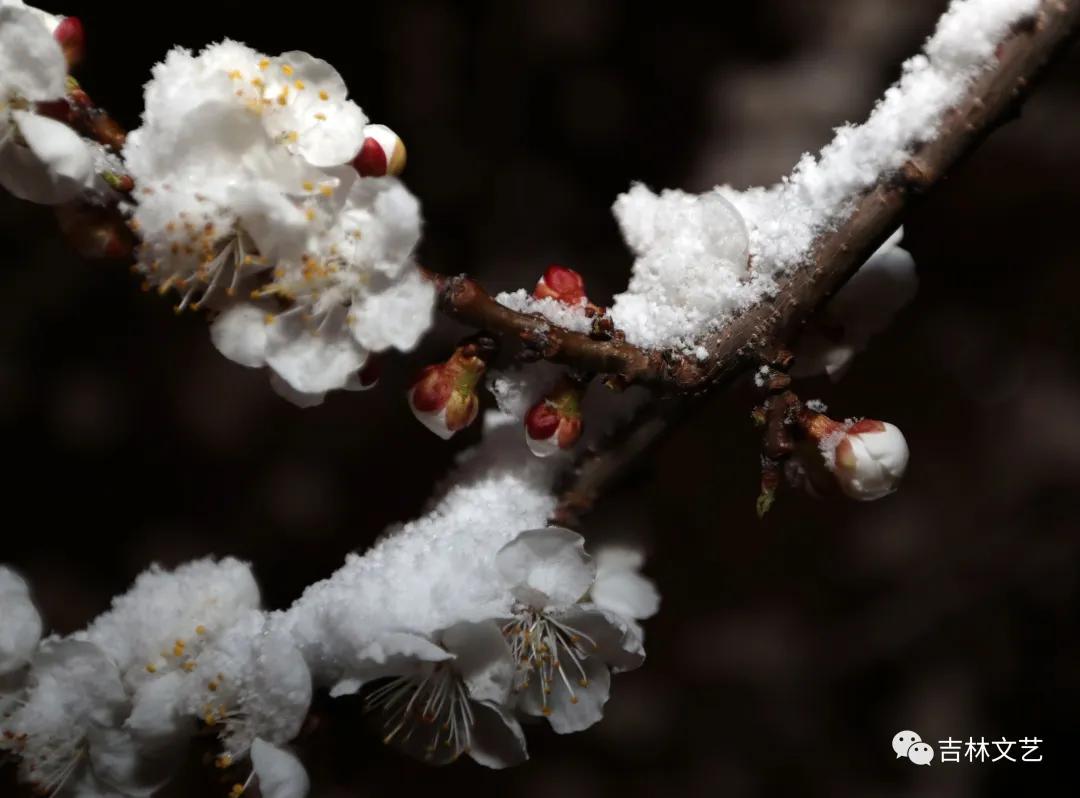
[553,0,1080,520]
[433,0,1080,398]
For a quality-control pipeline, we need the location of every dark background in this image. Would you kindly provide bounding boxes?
[2,1,1079,795]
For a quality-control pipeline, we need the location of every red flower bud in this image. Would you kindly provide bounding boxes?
[353,124,407,178]
[796,410,909,501]
[524,377,585,457]
[407,346,488,439]
[54,17,85,68]
[533,264,586,305]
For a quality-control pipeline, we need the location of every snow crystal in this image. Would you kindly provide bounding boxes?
[611,0,1038,351]
[495,289,595,334]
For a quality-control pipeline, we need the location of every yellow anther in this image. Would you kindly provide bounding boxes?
[181,661,196,672]
[208,680,219,692]
[251,77,265,88]
[294,79,305,90]
[215,754,233,769]
[305,208,316,221]
[318,90,329,101]
[228,70,242,80]
[145,663,157,674]
[314,112,327,121]
[258,59,270,70]
[319,185,334,197]
[263,314,276,325]
[173,640,186,657]
[287,131,299,143]
[277,93,289,106]
[302,181,314,191]
[196,625,206,635]
[281,64,294,76]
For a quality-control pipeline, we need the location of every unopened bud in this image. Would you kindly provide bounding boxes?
[408,343,491,439]
[533,264,586,305]
[54,17,85,67]
[354,124,406,178]
[800,411,908,501]
[524,377,585,457]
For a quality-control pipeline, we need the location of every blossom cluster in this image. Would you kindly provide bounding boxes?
[0,413,659,796]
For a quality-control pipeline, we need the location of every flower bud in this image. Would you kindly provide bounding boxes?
[524,377,585,457]
[353,124,406,178]
[831,419,909,500]
[799,411,908,501]
[533,264,586,305]
[54,17,85,67]
[407,344,490,439]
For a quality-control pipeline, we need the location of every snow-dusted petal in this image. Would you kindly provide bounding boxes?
[348,268,435,352]
[86,725,182,798]
[211,303,269,368]
[0,112,95,204]
[251,738,310,798]
[468,701,528,769]
[0,565,42,675]
[591,546,660,622]
[495,527,596,609]
[0,5,66,101]
[330,631,451,697]
[126,671,193,745]
[265,311,367,395]
[440,620,514,705]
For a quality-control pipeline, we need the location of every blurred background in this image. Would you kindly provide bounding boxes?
[2,0,1079,795]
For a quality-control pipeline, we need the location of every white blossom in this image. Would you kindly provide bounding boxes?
[124,40,434,404]
[362,621,527,767]
[792,228,918,380]
[250,738,309,798]
[0,566,43,676]
[0,3,97,204]
[495,527,645,733]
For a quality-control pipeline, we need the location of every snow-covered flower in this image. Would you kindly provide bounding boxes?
[181,610,312,796]
[361,621,527,768]
[79,557,261,690]
[524,376,585,457]
[125,40,434,403]
[828,418,910,501]
[793,228,918,380]
[0,3,98,204]
[495,527,644,733]
[0,566,42,676]
[0,638,134,796]
[589,546,660,637]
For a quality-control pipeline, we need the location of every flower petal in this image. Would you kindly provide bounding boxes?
[0,112,95,205]
[591,549,660,622]
[210,303,269,368]
[0,6,67,101]
[520,654,610,734]
[330,632,451,697]
[349,268,435,352]
[268,373,326,408]
[559,605,645,673]
[467,701,528,769]
[495,527,596,609]
[251,739,310,798]
[265,310,367,395]
[0,566,42,675]
[87,725,182,798]
[439,620,514,705]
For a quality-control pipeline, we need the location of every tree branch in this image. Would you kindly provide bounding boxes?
[553,0,1080,520]
[433,0,1080,397]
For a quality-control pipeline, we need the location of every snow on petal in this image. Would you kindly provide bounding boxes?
[495,527,596,610]
[251,738,310,798]
[0,566,42,675]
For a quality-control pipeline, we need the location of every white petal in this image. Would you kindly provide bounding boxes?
[495,527,596,609]
[269,373,326,408]
[126,671,193,746]
[0,565,42,675]
[265,312,367,395]
[0,6,67,101]
[330,632,451,696]
[591,569,660,622]
[0,112,95,204]
[252,631,313,744]
[440,621,514,705]
[210,304,269,368]
[296,100,366,168]
[349,269,435,352]
[467,701,528,769]
[559,605,646,673]
[87,725,182,798]
[251,739,310,798]
[528,655,611,734]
